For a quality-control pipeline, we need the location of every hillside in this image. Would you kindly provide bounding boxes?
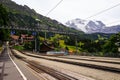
[0,0,114,41]
[0,0,84,34]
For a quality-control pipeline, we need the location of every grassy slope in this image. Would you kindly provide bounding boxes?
[59,40,77,52]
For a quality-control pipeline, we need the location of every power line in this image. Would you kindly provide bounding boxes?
[85,3,120,19]
[46,0,63,16]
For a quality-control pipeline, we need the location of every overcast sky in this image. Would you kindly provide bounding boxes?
[12,0,120,26]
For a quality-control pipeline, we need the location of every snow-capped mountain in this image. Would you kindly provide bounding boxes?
[101,25,120,33]
[65,18,120,33]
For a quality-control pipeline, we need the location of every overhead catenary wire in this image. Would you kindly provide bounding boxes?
[46,0,63,16]
[85,3,120,19]
[45,0,120,26]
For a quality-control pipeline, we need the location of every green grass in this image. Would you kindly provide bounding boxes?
[0,47,2,51]
[13,45,24,50]
[67,46,76,51]
[59,40,66,48]
[59,40,77,52]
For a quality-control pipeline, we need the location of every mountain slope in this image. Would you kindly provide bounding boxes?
[0,0,84,34]
[66,18,120,34]
[0,0,114,40]
[101,25,120,33]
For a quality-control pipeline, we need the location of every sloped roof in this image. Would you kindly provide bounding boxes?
[10,35,19,40]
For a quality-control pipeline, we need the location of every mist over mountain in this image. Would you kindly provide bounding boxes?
[66,18,120,34]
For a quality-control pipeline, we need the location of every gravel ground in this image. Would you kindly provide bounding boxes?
[13,50,120,80]
[62,55,120,61]
[24,52,120,69]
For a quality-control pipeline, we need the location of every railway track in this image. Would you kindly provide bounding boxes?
[58,56,120,64]
[19,51,120,73]
[21,51,120,65]
[10,49,79,80]
[26,60,78,80]
[9,49,120,80]
[73,56,120,61]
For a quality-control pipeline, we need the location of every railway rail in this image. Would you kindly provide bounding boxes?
[10,49,79,80]
[20,51,120,65]
[58,56,120,64]
[26,60,78,80]
[19,51,120,73]
[8,49,120,80]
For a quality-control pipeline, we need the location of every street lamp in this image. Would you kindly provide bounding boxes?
[35,18,41,53]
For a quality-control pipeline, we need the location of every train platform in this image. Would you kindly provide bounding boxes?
[0,48,24,80]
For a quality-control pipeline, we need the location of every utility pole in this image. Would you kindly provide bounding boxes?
[35,18,40,53]
[75,34,78,55]
[45,31,47,40]
[35,32,37,52]
[32,31,37,53]
[115,34,120,57]
[37,32,40,53]
[116,34,120,50]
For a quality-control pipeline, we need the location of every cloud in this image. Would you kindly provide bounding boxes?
[12,0,120,25]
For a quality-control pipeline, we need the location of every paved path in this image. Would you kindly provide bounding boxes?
[0,47,23,80]
[0,46,44,80]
